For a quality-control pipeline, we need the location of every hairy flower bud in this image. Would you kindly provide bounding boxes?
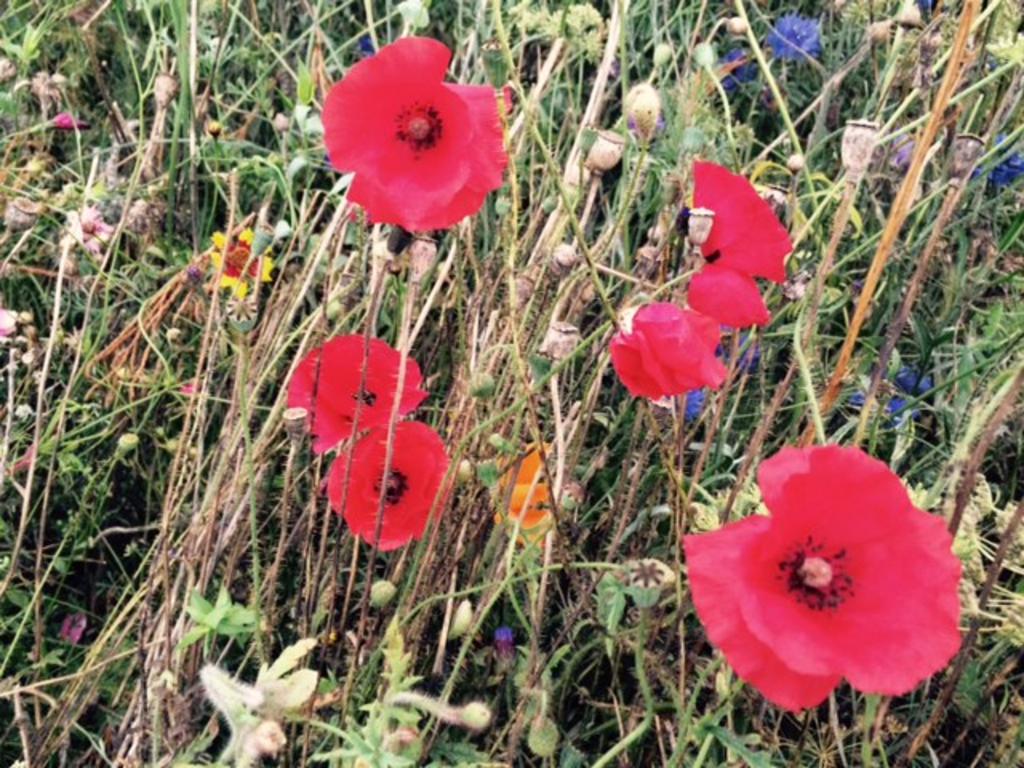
[241,720,287,761]
[370,579,398,607]
[528,716,560,757]
[726,16,748,35]
[625,83,662,143]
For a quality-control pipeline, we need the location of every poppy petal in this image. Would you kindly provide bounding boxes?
[694,161,791,282]
[685,518,841,711]
[688,265,771,328]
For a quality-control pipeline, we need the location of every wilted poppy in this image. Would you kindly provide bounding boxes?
[684,445,961,711]
[327,421,449,551]
[687,162,793,328]
[209,229,274,298]
[287,335,427,454]
[323,37,508,231]
[610,303,727,399]
[496,447,554,541]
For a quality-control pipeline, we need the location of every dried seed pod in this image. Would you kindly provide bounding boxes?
[539,321,581,361]
[4,198,43,231]
[550,243,580,275]
[950,134,984,184]
[154,74,178,109]
[634,244,663,279]
[408,235,438,282]
[585,130,625,174]
[686,207,715,247]
[283,407,308,441]
[841,119,880,182]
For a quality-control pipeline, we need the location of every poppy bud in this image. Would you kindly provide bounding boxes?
[371,579,397,607]
[206,119,223,139]
[470,372,496,399]
[449,599,474,638]
[786,153,806,173]
[539,321,581,361]
[408,235,437,283]
[625,83,662,143]
[633,244,663,279]
[482,38,509,88]
[653,43,674,68]
[841,119,879,182]
[457,702,493,731]
[726,16,748,35]
[550,243,580,275]
[686,207,715,246]
[273,112,291,133]
[585,130,625,174]
[283,407,308,441]
[527,716,560,757]
[456,459,473,484]
[154,73,178,109]
[950,133,984,184]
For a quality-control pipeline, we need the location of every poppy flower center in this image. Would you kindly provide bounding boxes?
[352,388,377,407]
[376,470,409,505]
[777,538,854,611]
[225,243,256,276]
[396,103,443,152]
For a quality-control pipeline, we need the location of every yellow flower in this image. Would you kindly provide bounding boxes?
[209,228,274,298]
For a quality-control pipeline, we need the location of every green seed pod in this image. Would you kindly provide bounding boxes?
[482,39,509,88]
[449,599,474,639]
[370,579,397,607]
[458,702,493,731]
[653,42,673,68]
[527,716,560,757]
[470,372,496,399]
[116,433,140,455]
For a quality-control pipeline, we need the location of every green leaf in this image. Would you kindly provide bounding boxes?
[707,725,773,768]
[595,573,626,655]
[297,62,315,106]
[259,637,318,684]
[177,625,209,651]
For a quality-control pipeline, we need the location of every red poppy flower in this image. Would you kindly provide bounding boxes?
[323,37,508,232]
[693,161,792,282]
[688,264,770,328]
[287,335,427,454]
[683,445,961,712]
[610,303,728,399]
[327,421,449,551]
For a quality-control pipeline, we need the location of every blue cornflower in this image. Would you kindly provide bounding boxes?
[493,626,515,662]
[716,333,761,373]
[849,391,867,409]
[917,0,933,12]
[357,34,376,58]
[676,206,691,236]
[627,112,666,138]
[893,367,933,396]
[766,15,822,62]
[989,135,1024,189]
[684,390,706,422]
[887,396,919,428]
[720,49,758,92]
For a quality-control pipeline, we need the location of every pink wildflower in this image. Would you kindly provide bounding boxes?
[67,206,114,255]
